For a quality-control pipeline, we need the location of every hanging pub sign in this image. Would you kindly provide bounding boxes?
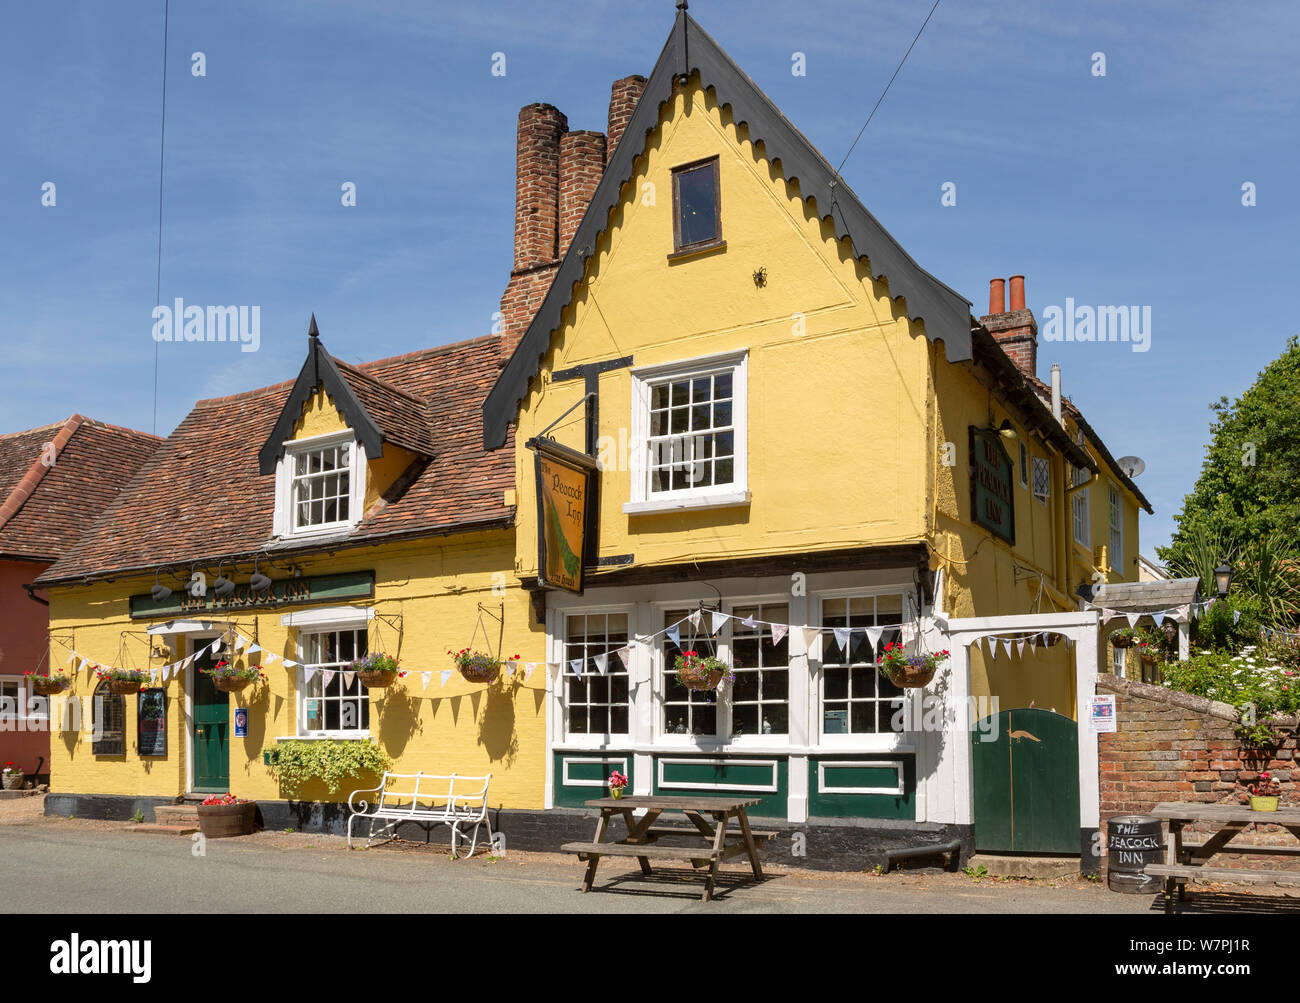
[969,427,1015,544]
[527,436,598,594]
[129,570,374,619]
[137,688,167,757]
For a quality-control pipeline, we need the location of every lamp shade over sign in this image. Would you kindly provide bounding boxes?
[151,570,171,603]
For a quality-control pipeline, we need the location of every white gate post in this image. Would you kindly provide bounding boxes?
[1074,618,1101,869]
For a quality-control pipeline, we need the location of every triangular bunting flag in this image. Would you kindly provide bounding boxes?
[303,666,318,682]
[283,658,298,669]
[1001,639,1014,660]
[66,650,77,664]
[689,610,702,630]
[150,669,158,684]
[570,658,584,677]
[1017,640,1027,657]
[742,615,757,629]
[246,644,262,656]
[1101,609,1116,624]
[770,624,788,645]
[832,627,851,655]
[440,670,453,687]
[211,638,223,653]
[666,625,681,649]
[866,626,884,652]
[615,647,631,669]
[421,672,432,690]
[594,654,608,675]
[525,665,536,683]
[711,611,729,635]
[78,658,90,673]
[800,626,820,653]
[263,652,278,664]
[342,671,356,689]
[321,670,336,689]
[1126,612,1141,629]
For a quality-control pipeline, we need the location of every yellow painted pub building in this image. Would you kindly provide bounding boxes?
[37,10,1147,870]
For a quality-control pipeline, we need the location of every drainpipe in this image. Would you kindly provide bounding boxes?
[23,583,49,607]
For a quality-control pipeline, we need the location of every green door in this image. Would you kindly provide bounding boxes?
[973,708,1079,853]
[192,645,229,793]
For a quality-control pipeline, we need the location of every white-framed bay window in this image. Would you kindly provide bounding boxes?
[625,350,748,515]
[272,430,366,539]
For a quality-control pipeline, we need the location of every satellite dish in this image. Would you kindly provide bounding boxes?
[1117,455,1146,478]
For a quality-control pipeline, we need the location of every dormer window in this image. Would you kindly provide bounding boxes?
[273,431,366,538]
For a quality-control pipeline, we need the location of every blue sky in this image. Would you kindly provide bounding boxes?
[1,0,1296,555]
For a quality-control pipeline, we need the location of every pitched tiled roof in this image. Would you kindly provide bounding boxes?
[36,336,515,585]
[334,358,436,456]
[0,416,162,562]
[1093,577,1202,613]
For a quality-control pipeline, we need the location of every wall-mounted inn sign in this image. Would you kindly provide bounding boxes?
[129,570,375,619]
[969,426,1015,544]
[527,436,598,594]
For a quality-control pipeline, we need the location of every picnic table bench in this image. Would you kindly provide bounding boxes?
[562,795,774,902]
[1145,802,1300,912]
[347,771,494,858]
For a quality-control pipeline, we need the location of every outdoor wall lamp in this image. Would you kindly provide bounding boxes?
[150,569,171,602]
[998,420,1017,440]
[213,562,236,598]
[1214,560,1233,598]
[249,556,271,592]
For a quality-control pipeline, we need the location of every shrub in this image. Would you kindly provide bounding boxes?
[267,739,391,799]
[1161,646,1300,746]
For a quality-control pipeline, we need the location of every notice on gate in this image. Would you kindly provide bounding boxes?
[1089,694,1117,732]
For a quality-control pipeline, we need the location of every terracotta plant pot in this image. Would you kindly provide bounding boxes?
[30,677,70,697]
[357,669,398,689]
[884,663,936,689]
[457,663,500,685]
[197,801,256,838]
[2,773,24,791]
[1250,796,1279,812]
[108,679,142,695]
[212,676,251,694]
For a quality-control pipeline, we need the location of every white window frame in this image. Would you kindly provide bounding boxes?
[272,430,366,539]
[654,600,730,746]
[0,675,49,725]
[1108,482,1124,570]
[559,609,634,743]
[1073,486,1091,548]
[294,622,373,739]
[813,586,917,750]
[625,349,749,515]
[723,598,794,745]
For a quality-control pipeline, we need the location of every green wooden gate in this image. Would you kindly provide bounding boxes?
[192,647,229,793]
[973,708,1079,853]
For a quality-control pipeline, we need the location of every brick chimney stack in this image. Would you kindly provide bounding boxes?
[497,77,645,362]
[559,131,607,257]
[980,274,1038,378]
[607,75,647,164]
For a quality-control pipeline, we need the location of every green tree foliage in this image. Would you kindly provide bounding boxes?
[1160,336,1300,627]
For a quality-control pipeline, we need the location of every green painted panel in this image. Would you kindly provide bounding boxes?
[130,571,375,619]
[653,758,788,818]
[809,757,915,820]
[974,708,1079,853]
[192,648,229,793]
[552,753,632,809]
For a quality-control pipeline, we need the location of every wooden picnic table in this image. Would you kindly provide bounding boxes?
[1146,802,1300,912]
[561,795,773,902]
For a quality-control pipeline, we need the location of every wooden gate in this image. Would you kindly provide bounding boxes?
[973,708,1079,853]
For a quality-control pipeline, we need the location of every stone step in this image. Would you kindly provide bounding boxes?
[154,804,200,825]
[967,853,1081,879]
[130,824,198,835]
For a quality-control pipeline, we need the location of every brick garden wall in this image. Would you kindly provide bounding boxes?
[1097,672,1298,859]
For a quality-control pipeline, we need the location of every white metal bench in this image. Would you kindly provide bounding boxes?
[347,771,494,858]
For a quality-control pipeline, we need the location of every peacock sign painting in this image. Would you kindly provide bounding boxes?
[533,439,595,594]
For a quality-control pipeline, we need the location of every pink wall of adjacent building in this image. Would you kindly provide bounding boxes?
[0,557,52,781]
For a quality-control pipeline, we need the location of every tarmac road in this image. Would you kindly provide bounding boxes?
[0,819,1155,914]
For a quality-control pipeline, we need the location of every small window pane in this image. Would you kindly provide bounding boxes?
[677,163,719,247]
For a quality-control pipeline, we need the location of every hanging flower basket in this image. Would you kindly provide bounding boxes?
[878,643,950,689]
[674,652,733,692]
[351,653,405,689]
[96,668,147,695]
[203,661,265,694]
[27,673,71,697]
[1109,629,1136,649]
[448,649,518,685]
[196,795,256,837]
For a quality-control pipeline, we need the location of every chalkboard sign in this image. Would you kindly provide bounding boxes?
[137,688,167,757]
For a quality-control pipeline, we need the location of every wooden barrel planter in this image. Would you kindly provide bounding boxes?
[197,801,256,838]
[108,679,143,695]
[30,677,70,697]
[212,676,252,694]
[358,669,398,689]
[883,663,936,689]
